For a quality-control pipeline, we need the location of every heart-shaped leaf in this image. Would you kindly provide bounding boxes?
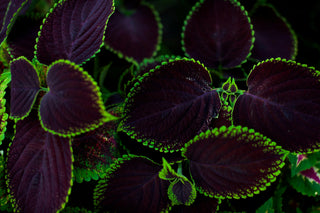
[119,58,221,152]
[10,56,40,120]
[250,5,298,60]
[233,58,320,153]
[39,60,117,137]
[94,155,171,213]
[182,0,254,69]
[0,0,30,46]
[7,111,73,212]
[35,0,115,65]
[182,125,285,199]
[105,3,162,63]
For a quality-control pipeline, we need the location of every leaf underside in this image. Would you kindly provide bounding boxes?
[94,155,171,213]
[105,3,161,63]
[182,125,284,199]
[39,60,113,137]
[120,58,221,152]
[10,56,40,119]
[35,0,114,65]
[182,0,254,69]
[233,58,320,153]
[251,5,297,60]
[7,112,73,213]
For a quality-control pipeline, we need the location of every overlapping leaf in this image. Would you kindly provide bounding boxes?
[10,56,40,119]
[105,3,162,63]
[250,5,297,60]
[39,60,117,137]
[119,58,221,152]
[94,155,171,213]
[182,0,254,69]
[35,0,115,65]
[182,125,285,199]
[0,0,30,46]
[233,58,320,153]
[7,112,73,212]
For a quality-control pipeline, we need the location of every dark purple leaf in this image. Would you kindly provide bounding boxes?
[169,178,197,206]
[105,3,161,63]
[182,125,285,199]
[251,5,297,60]
[119,58,221,152]
[39,60,116,137]
[10,56,40,119]
[7,16,42,60]
[233,58,320,153]
[94,155,171,213]
[35,0,114,65]
[182,0,254,69]
[170,194,220,213]
[0,0,30,45]
[7,111,72,213]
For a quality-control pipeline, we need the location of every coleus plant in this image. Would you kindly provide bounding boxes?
[0,0,320,212]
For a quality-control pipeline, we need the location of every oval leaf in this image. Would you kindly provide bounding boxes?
[35,0,115,65]
[168,177,197,206]
[182,125,285,199]
[182,0,254,69]
[10,56,40,119]
[119,58,221,152]
[233,58,320,153]
[105,3,162,63]
[94,155,171,213]
[250,5,297,60]
[39,60,117,137]
[7,112,73,212]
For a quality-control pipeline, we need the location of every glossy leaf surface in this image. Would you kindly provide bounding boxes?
[7,112,73,213]
[39,60,116,137]
[0,0,30,45]
[182,125,285,199]
[35,0,114,65]
[233,58,320,153]
[105,3,161,63]
[251,5,297,60]
[94,155,171,213]
[182,0,254,69]
[10,56,40,119]
[119,58,221,152]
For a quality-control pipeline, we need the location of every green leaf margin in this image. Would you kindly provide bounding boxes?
[34,0,115,66]
[39,59,118,138]
[181,0,255,69]
[181,125,287,199]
